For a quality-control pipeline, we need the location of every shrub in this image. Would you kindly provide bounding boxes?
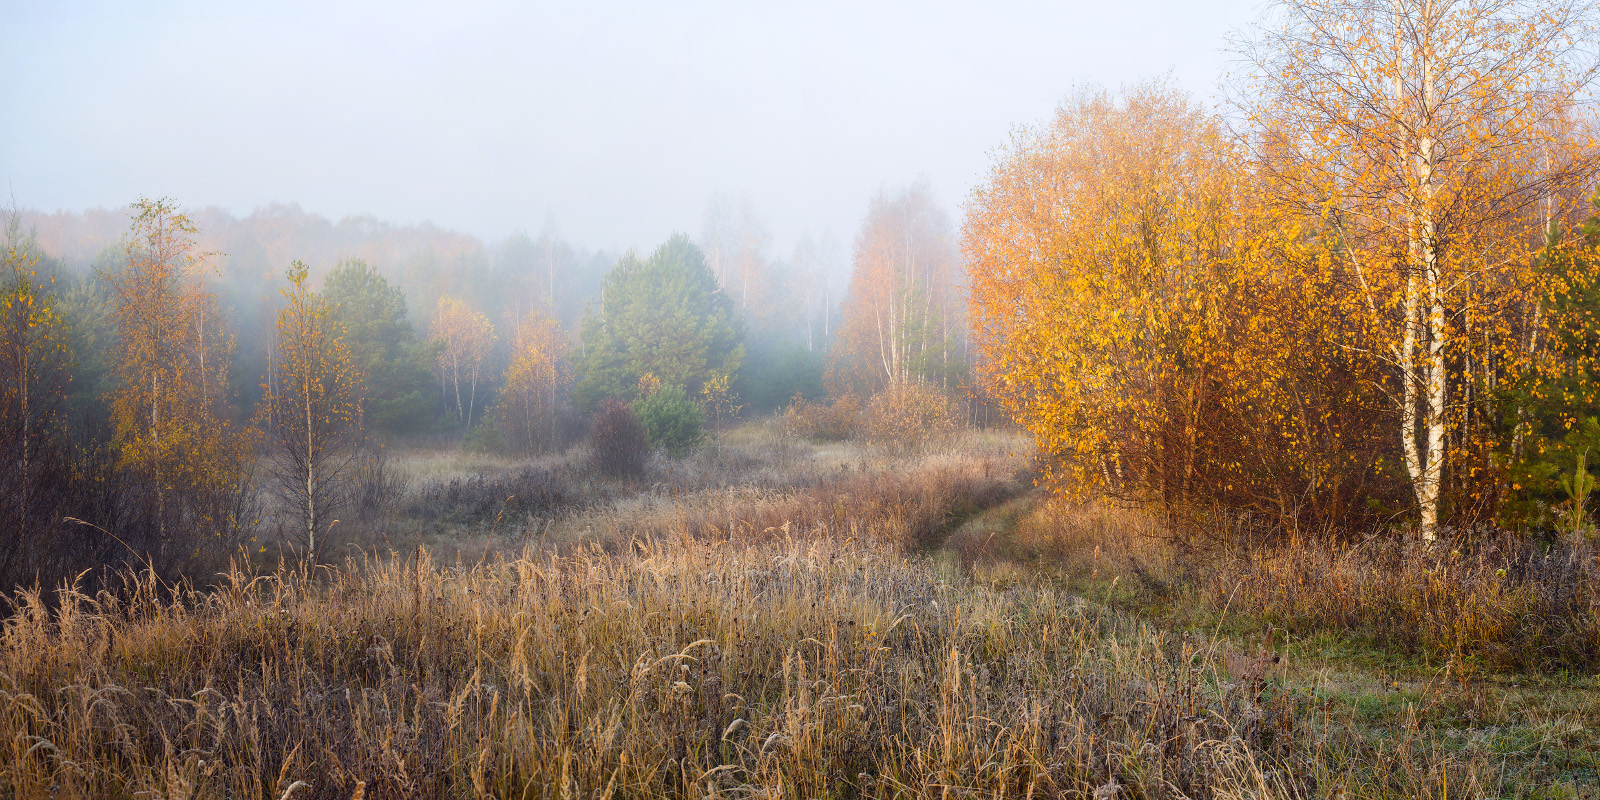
[590,399,649,478]
[784,393,863,441]
[347,445,407,522]
[405,464,573,525]
[462,418,505,453]
[632,383,703,455]
[864,381,958,450]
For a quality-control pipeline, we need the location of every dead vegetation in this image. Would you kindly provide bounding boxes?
[0,427,1596,797]
[951,500,1600,674]
[0,532,1538,799]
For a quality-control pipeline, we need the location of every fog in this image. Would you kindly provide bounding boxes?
[0,0,1271,584]
[3,0,1260,253]
[5,4,1599,791]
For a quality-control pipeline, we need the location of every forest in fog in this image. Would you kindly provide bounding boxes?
[0,181,975,583]
[12,194,860,423]
[7,1,1600,797]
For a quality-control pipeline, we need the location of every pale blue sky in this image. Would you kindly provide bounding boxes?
[2,0,1264,252]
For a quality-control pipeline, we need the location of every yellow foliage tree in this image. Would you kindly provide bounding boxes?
[965,82,1399,531]
[496,309,570,455]
[261,260,362,561]
[105,198,252,545]
[1238,0,1600,534]
[699,370,741,434]
[433,296,495,430]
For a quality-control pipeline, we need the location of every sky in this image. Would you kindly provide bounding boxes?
[2,0,1265,254]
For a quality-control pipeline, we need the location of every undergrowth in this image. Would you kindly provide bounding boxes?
[953,501,1600,673]
[0,535,1532,799]
[3,430,1595,797]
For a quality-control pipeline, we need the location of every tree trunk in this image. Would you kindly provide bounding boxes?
[153,371,166,543]
[306,378,317,562]
[1419,216,1447,538]
[452,350,464,424]
[19,332,29,528]
[1399,268,1428,533]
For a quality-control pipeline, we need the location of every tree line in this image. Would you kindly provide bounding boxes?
[965,0,1600,539]
[0,181,974,586]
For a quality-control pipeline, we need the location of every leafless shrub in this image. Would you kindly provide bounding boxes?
[346,445,408,522]
[863,381,958,451]
[405,464,576,526]
[590,399,648,479]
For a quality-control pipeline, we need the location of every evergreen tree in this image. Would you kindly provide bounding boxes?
[575,234,742,408]
[322,259,437,432]
[1500,208,1600,533]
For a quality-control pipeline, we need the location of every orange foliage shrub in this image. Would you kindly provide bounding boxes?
[783,393,862,441]
[863,382,957,450]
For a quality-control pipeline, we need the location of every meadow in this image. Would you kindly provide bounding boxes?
[0,422,1595,799]
[13,2,1600,795]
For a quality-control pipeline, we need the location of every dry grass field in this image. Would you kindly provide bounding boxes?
[1,423,1596,798]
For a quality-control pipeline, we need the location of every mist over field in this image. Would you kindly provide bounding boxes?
[4,2,1600,798]
[2,0,1254,251]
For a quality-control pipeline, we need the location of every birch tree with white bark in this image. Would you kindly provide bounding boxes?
[1238,0,1600,536]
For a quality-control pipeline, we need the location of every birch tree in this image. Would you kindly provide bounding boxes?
[106,198,251,543]
[0,211,71,572]
[261,261,361,562]
[1239,0,1600,535]
[829,181,962,397]
[496,308,570,455]
[700,194,772,313]
[432,296,495,429]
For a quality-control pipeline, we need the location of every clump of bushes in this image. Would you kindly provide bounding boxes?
[864,381,958,450]
[590,399,649,478]
[784,392,862,441]
[405,464,574,525]
[631,383,703,455]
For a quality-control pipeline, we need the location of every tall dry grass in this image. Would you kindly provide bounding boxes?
[0,532,1512,799]
[969,501,1600,674]
[1207,532,1600,672]
[1,427,1577,798]
[553,455,1017,552]
[362,427,1025,561]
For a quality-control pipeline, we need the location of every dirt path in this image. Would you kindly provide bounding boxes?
[932,491,1039,569]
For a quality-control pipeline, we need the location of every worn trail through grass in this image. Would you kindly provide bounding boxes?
[4,426,1598,797]
[941,492,1600,795]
